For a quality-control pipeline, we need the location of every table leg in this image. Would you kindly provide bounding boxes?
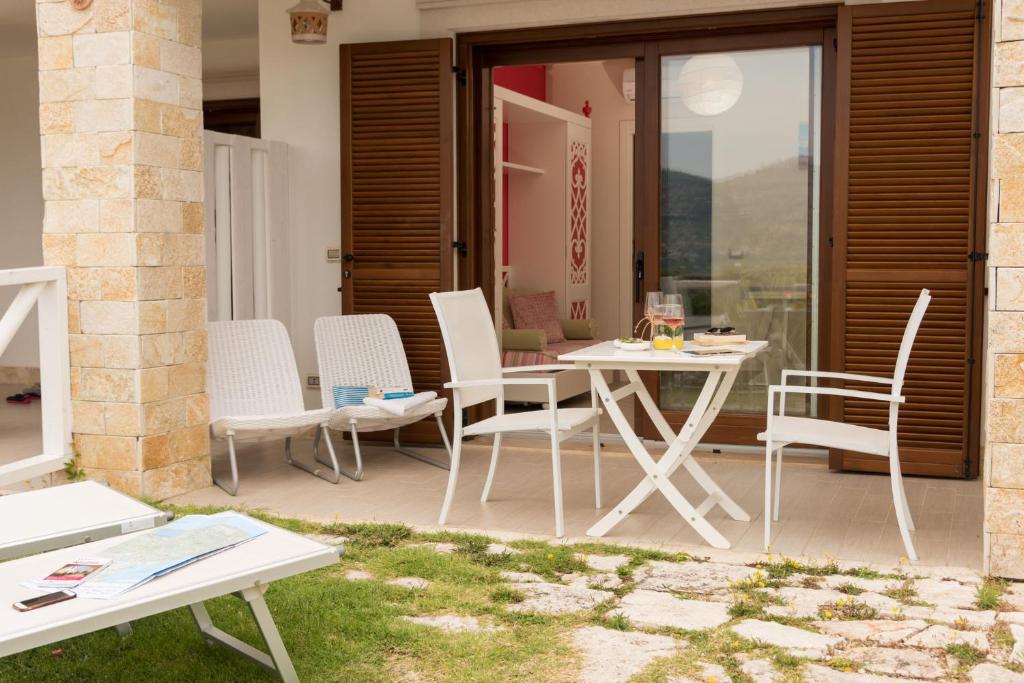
[189,587,299,683]
[586,369,731,548]
[625,368,750,522]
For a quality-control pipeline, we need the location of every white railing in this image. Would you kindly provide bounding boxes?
[0,267,72,486]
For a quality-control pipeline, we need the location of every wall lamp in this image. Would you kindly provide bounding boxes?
[287,0,343,44]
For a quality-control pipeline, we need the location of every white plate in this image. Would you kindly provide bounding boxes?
[614,340,651,351]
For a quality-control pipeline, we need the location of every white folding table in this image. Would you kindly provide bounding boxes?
[559,340,768,549]
[0,516,340,682]
[0,481,170,561]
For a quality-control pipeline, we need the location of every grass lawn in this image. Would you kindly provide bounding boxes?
[0,504,884,682]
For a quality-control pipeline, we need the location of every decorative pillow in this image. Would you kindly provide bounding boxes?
[509,291,565,343]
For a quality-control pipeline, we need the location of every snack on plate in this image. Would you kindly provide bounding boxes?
[693,332,747,346]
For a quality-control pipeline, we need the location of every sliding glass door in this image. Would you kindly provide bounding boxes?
[640,33,829,442]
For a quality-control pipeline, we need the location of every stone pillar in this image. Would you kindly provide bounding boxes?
[36,0,211,499]
[987,0,1024,578]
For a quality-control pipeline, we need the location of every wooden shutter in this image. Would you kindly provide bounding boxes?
[831,0,985,477]
[340,39,454,440]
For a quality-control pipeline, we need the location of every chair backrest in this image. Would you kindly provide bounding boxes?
[314,314,414,409]
[206,319,305,421]
[890,289,931,394]
[430,288,503,408]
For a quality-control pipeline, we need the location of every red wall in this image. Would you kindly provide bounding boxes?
[494,66,547,267]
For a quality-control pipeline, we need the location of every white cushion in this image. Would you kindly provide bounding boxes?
[757,415,890,457]
[211,408,333,439]
[463,407,597,436]
[327,397,448,432]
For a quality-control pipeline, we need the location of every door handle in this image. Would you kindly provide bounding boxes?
[342,253,355,262]
[634,251,645,303]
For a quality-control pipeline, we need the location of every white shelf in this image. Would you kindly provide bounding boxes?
[502,161,545,175]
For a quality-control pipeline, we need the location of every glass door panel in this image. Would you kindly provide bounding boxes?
[658,45,822,416]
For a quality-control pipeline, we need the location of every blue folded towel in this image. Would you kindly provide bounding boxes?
[332,385,369,408]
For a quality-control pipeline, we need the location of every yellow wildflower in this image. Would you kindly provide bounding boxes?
[823,610,833,618]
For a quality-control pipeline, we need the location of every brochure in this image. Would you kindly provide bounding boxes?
[71,512,267,600]
[22,558,111,591]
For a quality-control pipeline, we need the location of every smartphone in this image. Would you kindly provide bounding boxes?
[13,590,76,612]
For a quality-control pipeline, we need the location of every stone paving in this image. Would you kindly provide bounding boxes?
[335,538,1024,682]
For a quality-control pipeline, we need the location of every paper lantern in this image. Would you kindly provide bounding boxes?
[288,0,331,44]
[678,54,744,116]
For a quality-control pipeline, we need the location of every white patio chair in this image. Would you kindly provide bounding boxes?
[207,319,341,495]
[430,288,601,538]
[759,289,930,561]
[314,314,452,481]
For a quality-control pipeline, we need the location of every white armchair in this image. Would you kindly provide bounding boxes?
[430,288,601,537]
[759,289,930,561]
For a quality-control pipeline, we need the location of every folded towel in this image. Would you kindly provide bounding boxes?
[363,391,437,416]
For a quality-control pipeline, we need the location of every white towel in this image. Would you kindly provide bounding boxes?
[363,391,437,416]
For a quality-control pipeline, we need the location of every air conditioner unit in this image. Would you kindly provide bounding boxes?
[622,67,635,102]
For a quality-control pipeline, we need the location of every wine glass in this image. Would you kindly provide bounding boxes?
[643,291,663,340]
[663,294,685,349]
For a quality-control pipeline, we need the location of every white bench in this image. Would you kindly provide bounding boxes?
[0,481,170,561]
[0,515,339,682]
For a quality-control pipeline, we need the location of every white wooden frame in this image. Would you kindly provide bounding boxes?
[0,267,72,486]
[560,341,768,549]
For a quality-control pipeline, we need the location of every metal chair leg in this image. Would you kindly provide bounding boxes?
[345,423,365,481]
[311,426,362,481]
[284,433,341,485]
[212,434,241,496]
[392,422,451,471]
[480,433,502,502]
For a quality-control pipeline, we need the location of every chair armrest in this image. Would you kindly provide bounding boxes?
[502,328,547,351]
[782,369,893,385]
[560,318,596,340]
[770,384,904,404]
[502,364,579,373]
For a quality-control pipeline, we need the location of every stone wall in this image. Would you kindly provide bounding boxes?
[35,0,210,499]
[988,0,1024,578]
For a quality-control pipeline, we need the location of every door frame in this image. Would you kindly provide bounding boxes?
[636,27,837,444]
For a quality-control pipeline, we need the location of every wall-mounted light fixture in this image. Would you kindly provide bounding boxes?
[287,0,343,44]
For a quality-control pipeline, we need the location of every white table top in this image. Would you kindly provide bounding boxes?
[0,515,339,656]
[0,482,168,559]
[558,340,768,370]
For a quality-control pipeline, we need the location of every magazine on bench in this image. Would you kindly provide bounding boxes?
[69,512,266,599]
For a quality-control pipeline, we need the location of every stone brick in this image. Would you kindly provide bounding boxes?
[37,2,95,37]
[992,443,1024,489]
[161,168,202,201]
[1004,0,1024,42]
[100,266,137,300]
[168,424,209,462]
[137,266,182,300]
[141,456,212,500]
[138,300,167,333]
[998,269,1024,310]
[43,166,131,200]
[142,397,187,434]
[166,298,204,332]
[67,267,103,300]
[997,41,1024,88]
[100,198,134,232]
[73,31,130,67]
[97,131,133,165]
[165,234,203,265]
[178,75,202,108]
[137,198,182,233]
[133,0,178,40]
[139,433,170,469]
[80,300,138,334]
[134,98,163,133]
[988,488,1024,535]
[182,201,204,232]
[72,400,106,435]
[44,199,99,233]
[132,31,161,70]
[39,36,74,71]
[996,355,1024,398]
[991,224,1024,266]
[134,165,163,199]
[41,233,77,265]
[168,361,204,397]
[42,133,100,168]
[990,310,1024,353]
[68,301,82,334]
[185,393,209,426]
[140,332,180,367]
[181,138,202,171]
[104,402,142,436]
[134,65,179,104]
[69,334,104,368]
[182,265,206,297]
[39,69,94,103]
[177,9,201,48]
[77,233,135,267]
[135,131,182,168]
[180,329,206,363]
[39,102,74,134]
[996,134,1024,179]
[101,334,141,368]
[77,434,139,471]
[104,469,142,497]
[160,40,201,78]
[1002,89,1024,133]
[139,366,169,402]
[136,233,164,266]
[95,64,133,99]
[73,98,131,133]
[991,533,1024,580]
[78,367,137,402]
[162,105,201,138]
[94,0,131,32]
